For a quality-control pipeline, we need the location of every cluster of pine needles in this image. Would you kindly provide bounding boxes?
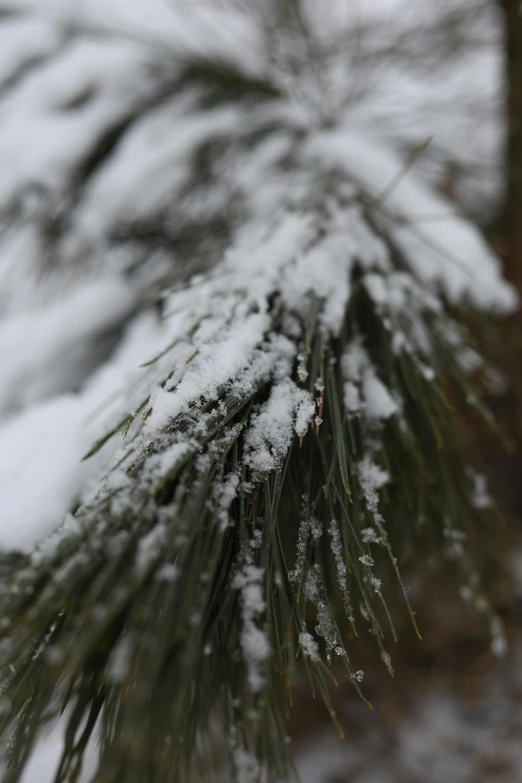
[0,269,509,782]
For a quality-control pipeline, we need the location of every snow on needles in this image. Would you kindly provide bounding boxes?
[342,338,399,422]
[306,130,516,314]
[0,0,516,559]
[245,380,315,477]
[233,564,270,693]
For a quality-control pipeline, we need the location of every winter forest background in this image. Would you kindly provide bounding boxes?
[0,1,522,781]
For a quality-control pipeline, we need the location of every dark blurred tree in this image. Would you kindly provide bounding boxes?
[499,0,522,297]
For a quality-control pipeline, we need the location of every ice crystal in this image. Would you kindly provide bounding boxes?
[328,520,355,621]
[358,457,389,515]
[299,631,320,663]
[468,469,493,510]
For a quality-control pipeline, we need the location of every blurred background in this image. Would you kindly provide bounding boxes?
[0,1,521,780]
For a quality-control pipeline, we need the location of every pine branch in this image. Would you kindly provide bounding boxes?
[0,189,512,781]
[0,3,517,781]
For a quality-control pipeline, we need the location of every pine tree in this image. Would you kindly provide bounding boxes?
[0,2,517,781]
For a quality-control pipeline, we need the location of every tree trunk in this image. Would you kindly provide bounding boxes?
[499,0,522,295]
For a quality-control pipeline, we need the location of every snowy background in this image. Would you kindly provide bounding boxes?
[0,1,519,781]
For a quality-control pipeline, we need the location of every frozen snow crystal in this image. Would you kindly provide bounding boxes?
[299,631,320,663]
[358,456,389,514]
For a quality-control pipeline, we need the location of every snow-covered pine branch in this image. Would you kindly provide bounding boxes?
[0,2,516,781]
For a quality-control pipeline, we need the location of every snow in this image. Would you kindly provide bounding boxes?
[73,98,242,239]
[344,381,361,413]
[17,721,96,783]
[0,0,512,320]
[358,456,389,515]
[216,473,240,531]
[468,469,493,511]
[363,370,399,421]
[233,564,270,693]
[342,339,399,422]
[328,519,354,620]
[289,517,316,587]
[315,599,342,656]
[0,311,170,551]
[0,397,88,551]
[0,277,136,414]
[0,17,61,85]
[281,234,353,334]
[155,562,179,582]
[299,631,320,663]
[135,523,168,572]
[0,38,152,209]
[106,633,133,683]
[156,440,195,478]
[306,130,516,314]
[146,313,271,433]
[244,381,315,477]
[231,747,260,783]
